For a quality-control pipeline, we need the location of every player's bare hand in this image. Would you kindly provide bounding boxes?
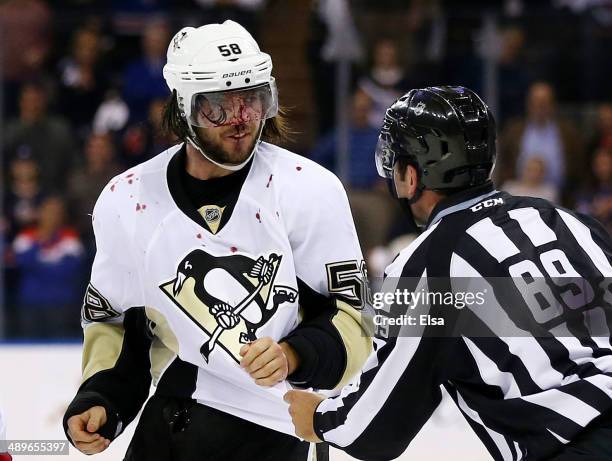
[240,337,296,386]
[284,390,324,442]
[67,406,111,455]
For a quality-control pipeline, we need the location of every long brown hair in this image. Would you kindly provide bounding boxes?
[161,90,291,145]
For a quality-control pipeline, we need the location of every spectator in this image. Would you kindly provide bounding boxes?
[12,196,85,338]
[111,0,170,14]
[459,25,531,126]
[501,156,559,203]
[3,149,46,242]
[67,133,122,250]
[2,150,46,333]
[194,0,266,38]
[496,26,531,124]
[576,148,612,234]
[307,0,363,135]
[119,97,174,167]
[588,103,612,153]
[122,18,171,122]
[92,89,130,134]
[310,90,395,254]
[358,38,410,128]
[0,0,51,119]
[57,27,109,134]
[4,82,77,192]
[496,81,585,201]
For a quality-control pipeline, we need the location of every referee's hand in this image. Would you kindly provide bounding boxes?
[284,390,324,442]
[67,406,111,455]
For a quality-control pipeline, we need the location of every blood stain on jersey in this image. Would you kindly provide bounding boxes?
[126,173,134,178]
[266,174,273,188]
[230,246,237,253]
[255,210,261,223]
[159,249,297,363]
[296,166,302,171]
[128,179,133,184]
[196,233,202,239]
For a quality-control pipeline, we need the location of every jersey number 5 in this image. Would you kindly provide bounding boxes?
[326,260,371,309]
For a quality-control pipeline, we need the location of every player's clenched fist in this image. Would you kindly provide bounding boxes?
[66,406,111,455]
[239,337,299,386]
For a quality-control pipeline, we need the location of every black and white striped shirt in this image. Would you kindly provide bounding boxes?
[314,183,612,461]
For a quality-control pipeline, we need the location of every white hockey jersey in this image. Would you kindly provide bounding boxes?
[79,142,369,436]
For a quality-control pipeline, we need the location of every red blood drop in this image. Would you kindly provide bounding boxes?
[296,166,302,171]
[126,173,134,178]
[142,204,147,209]
[136,203,141,211]
[266,174,273,188]
[196,233,202,239]
[230,246,238,253]
[110,184,116,192]
[128,179,133,184]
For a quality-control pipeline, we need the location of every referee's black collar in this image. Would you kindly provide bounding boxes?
[426,181,498,229]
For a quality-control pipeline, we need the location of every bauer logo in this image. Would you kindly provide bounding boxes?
[222,70,252,78]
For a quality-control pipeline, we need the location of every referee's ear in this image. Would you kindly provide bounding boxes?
[393,162,418,199]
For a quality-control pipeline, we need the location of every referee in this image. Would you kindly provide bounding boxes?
[285,86,612,461]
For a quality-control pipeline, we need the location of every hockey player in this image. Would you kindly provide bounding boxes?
[286,86,612,460]
[0,407,11,461]
[62,21,371,460]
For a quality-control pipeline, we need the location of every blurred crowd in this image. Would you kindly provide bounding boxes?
[1,0,611,338]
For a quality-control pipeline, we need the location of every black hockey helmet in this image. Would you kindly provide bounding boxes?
[375,86,496,192]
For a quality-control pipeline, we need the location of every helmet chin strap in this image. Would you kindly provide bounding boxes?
[186,122,264,172]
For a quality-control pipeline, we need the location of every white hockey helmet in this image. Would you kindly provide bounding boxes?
[163,20,278,170]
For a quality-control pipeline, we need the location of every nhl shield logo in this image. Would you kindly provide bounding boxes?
[205,208,220,223]
[414,101,426,116]
[159,249,297,363]
[198,205,225,234]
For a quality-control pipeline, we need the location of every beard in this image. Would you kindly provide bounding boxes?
[193,123,261,166]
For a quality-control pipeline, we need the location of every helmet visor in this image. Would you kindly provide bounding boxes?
[375,134,396,179]
[190,79,278,128]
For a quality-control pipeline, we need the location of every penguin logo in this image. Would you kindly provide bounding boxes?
[160,249,297,363]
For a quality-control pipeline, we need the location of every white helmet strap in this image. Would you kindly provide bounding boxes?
[186,122,263,172]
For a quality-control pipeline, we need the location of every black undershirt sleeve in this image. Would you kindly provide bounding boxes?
[63,308,153,443]
[281,279,348,389]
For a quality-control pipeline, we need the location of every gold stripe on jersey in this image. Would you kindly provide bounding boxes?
[81,322,125,383]
[146,307,179,385]
[332,299,373,388]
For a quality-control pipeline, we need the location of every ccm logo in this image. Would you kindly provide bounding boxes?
[222,70,252,78]
[470,197,504,212]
